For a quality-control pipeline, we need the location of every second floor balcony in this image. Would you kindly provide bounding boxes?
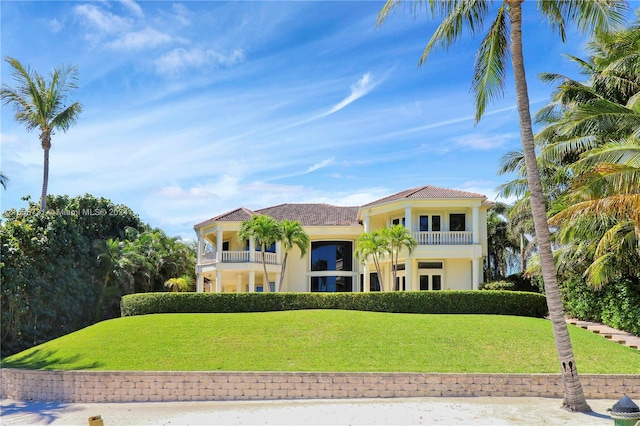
[200,251,279,266]
[412,231,473,245]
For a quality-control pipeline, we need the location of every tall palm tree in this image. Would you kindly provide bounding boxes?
[355,230,389,291]
[377,0,628,412]
[385,225,417,291]
[238,215,281,292]
[0,172,8,190]
[277,219,309,292]
[0,57,83,211]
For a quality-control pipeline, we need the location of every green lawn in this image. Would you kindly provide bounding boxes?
[2,310,638,373]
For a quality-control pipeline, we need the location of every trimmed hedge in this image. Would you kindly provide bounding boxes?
[121,291,548,318]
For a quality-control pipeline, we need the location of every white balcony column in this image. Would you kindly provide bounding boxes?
[215,271,222,293]
[276,241,282,264]
[196,274,204,293]
[472,258,480,290]
[472,206,480,244]
[248,271,255,292]
[405,258,413,292]
[363,212,370,233]
[197,231,204,265]
[404,206,412,231]
[236,274,242,293]
[363,264,370,292]
[249,238,255,262]
[216,230,223,262]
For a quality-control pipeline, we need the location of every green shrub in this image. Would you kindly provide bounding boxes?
[561,276,640,336]
[122,291,548,318]
[480,280,515,291]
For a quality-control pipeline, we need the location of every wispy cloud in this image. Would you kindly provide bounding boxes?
[107,27,174,50]
[154,48,246,75]
[73,4,131,34]
[120,0,144,18]
[324,72,379,116]
[455,133,516,150]
[306,157,334,173]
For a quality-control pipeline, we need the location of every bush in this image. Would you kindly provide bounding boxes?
[561,276,640,336]
[122,291,548,318]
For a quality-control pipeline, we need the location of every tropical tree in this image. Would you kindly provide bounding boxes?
[385,225,417,291]
[164,274,195,292]
[377,0,628,411]
[0,57,83,211]
[94,238,133,321]
[0,172,8,190]
[485,202,520,280]
[277,219,309,292]
[355,230,389,291]
[238,215,281,292]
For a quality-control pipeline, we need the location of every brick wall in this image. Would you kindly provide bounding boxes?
[1,369,638,403]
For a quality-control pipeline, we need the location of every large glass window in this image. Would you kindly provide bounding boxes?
[419,215,429,231]
[432,215,441,231]
[311,241,353,271]
[311,276,353,292]
[245,240,276,253]
[369,273,381,292]
[450,214,466,231]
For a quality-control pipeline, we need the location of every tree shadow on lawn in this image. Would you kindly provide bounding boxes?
[1,349,102,370]
[0,400,82,425]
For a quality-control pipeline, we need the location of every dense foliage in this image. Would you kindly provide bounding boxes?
[1,194,196,356]
[121,291,548,318]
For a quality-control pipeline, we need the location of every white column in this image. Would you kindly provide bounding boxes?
[215,271,222,293]
[216,230,223,261]
[404,206,412,231]
[249,271,255,292]
[472,206,480,244]
[197,231,204,265]
[472,258,480,290]
[197,274,204,293]
[276,241,282,264]
[363,264,370,292]
[249,238,255,262]
[405,259,413,292]
[236,274,242,293]
[363,212,370,233]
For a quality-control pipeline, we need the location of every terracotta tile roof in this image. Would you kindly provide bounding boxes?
[256,204,360,226]
[361,185,487,207]
[194,204,360,229]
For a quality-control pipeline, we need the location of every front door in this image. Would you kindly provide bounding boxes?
[419,274,442,291]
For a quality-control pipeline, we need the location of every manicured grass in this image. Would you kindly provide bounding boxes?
[2,310,638,373]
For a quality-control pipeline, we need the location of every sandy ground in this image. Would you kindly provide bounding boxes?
[0,397,621,425]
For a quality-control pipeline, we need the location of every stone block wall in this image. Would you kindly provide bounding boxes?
[1,369,638,403]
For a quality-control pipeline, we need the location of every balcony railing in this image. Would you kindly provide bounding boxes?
[200,251,278,265]
[412,231,473,245]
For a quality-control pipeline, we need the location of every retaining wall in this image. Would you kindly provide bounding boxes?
[1,369,639,403]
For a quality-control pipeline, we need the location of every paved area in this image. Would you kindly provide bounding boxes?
[566,318,640,350]
[1,397,623,425]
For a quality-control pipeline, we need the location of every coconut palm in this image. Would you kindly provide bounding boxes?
[384,225,417,291]
[238,215,281,292]
[0,57,83,211]
[277,219,309,292]
[355,230,389,291]
[377,0,628,411]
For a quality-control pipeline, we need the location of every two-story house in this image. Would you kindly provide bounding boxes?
[194,184,492,293]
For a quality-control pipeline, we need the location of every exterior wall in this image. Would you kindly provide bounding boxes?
[2,369,638,403]
[445,259,472,290]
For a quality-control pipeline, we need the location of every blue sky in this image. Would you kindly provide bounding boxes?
[1,1,633,240]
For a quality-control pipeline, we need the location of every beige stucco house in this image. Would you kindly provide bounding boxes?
[194,184,492,293]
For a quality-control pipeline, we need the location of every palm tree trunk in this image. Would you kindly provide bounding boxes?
[40,146,50,212]
[278,253,288,292]
[508,0,590,412]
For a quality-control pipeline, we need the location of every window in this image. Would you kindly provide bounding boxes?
[418,261,443,269]
[311,276,352,292]
[419,215,429,231]
[420,275,442,291]
[222,241,230,251]
[245,240,276,253]
[369,273,381,292]
[450,214,466,231]
[255,283,276,292]
[432,215,441,232]
[311,241,353,271]
[393,263,405,271]
[392,217,405,226]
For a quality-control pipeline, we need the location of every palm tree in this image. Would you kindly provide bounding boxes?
[277,219,309,292]
[238,215,281,292]
[0,172,8,190]
[384,225,417,291]
[0,57,83,211]
[377,0,628,411]
[355,230,389,291]
[94,238,133,321]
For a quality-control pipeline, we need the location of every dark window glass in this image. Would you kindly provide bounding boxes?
[393,263,405,271]
[369,273,381,292]
[420,275,429,291]
[392,217,406,226]
[432,275,442,290]
[311,241,353,271]
[256,283,275,292]
[419,216,429,231]
[450,214,466,231]
[222,241,230,251]
[418,262,443,269]
[432,216,441,232]
[396,276,406,291]
[311,276,352,292]
[245,240,276,252]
